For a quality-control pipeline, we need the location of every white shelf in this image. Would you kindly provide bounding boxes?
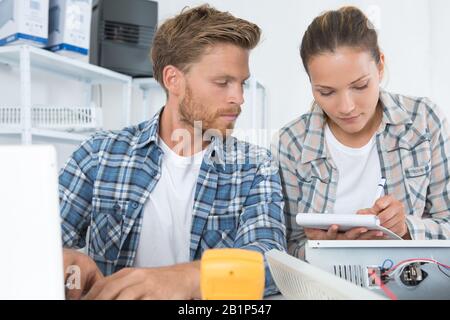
[0,45,132,144]
[132,78,162,120]
[30,129,90,142]
[0,128,21,135]
[0,45,131,84]
[133,77,160,91]
[0,128,89,142]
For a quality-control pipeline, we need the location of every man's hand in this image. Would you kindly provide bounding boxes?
[63,248,104,300]
[358,195,411,239]
[83,261,201,300]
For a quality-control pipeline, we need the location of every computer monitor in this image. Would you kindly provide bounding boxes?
[0,145,65,299]
[305,240,450,300]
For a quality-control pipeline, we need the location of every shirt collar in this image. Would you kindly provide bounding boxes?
[135,107,226,165]
[378,90,413,127]
[300,103,328,164]
[300,90,413,164]
[135,107,162,149]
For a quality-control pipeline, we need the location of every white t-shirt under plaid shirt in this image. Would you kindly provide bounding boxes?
[134,137,206,268]
[324,124,382,215]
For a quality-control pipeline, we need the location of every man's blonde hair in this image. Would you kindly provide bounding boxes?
[151,4,261,92]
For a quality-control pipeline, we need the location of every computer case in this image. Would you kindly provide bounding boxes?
[90,0,158,77]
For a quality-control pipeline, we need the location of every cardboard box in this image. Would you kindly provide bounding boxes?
[0,0,49,47]
[47,0,92,61]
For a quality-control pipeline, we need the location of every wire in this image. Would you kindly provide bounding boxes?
[368,269,397,300]
[381,259,394,270]
[438,265,450,278]
[383,258,450,277]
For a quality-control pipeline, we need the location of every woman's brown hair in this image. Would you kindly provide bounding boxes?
[300,6,381,75]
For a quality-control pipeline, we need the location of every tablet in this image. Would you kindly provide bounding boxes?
[295,213,402,240]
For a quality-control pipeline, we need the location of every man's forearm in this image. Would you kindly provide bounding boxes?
[168,260,201,299]
[186,260,201,299]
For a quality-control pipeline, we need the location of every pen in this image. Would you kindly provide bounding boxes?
[373,178,386,203]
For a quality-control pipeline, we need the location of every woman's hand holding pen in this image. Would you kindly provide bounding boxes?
[357,178,411,239]
[357,195,411,239]
[305,177,412,240]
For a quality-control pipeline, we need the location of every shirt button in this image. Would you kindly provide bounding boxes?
[132,202,139,209]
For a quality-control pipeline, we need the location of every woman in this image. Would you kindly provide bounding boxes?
[274,6,450,258]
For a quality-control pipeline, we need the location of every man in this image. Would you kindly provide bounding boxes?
[61,5,286,300]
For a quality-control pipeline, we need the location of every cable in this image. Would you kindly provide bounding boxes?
[383,258,450,277]
[438,265,450,278]
[381,259,394,270]
[368,269,397,300]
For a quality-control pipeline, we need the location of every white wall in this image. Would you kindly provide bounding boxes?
[1,0,449,167]
[159,0,436,131]
[430,0,450,110]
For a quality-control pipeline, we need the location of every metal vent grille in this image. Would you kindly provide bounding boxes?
[102,20,155,46]
[333,265,366,287]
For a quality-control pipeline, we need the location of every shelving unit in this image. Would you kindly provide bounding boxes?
[0,45,132,144]
[236,78,269,147]
[245,77,268,131]
[132,77,162,121]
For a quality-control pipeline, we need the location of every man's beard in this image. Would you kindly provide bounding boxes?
[178,85,241,137]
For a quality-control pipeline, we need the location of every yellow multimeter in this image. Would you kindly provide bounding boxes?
[200,248,265,300]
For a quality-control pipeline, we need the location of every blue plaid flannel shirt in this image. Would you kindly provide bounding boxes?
[59,108,287,296]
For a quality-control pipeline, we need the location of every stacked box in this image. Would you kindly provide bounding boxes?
[47,0,92,61]
[0,0,49,47]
